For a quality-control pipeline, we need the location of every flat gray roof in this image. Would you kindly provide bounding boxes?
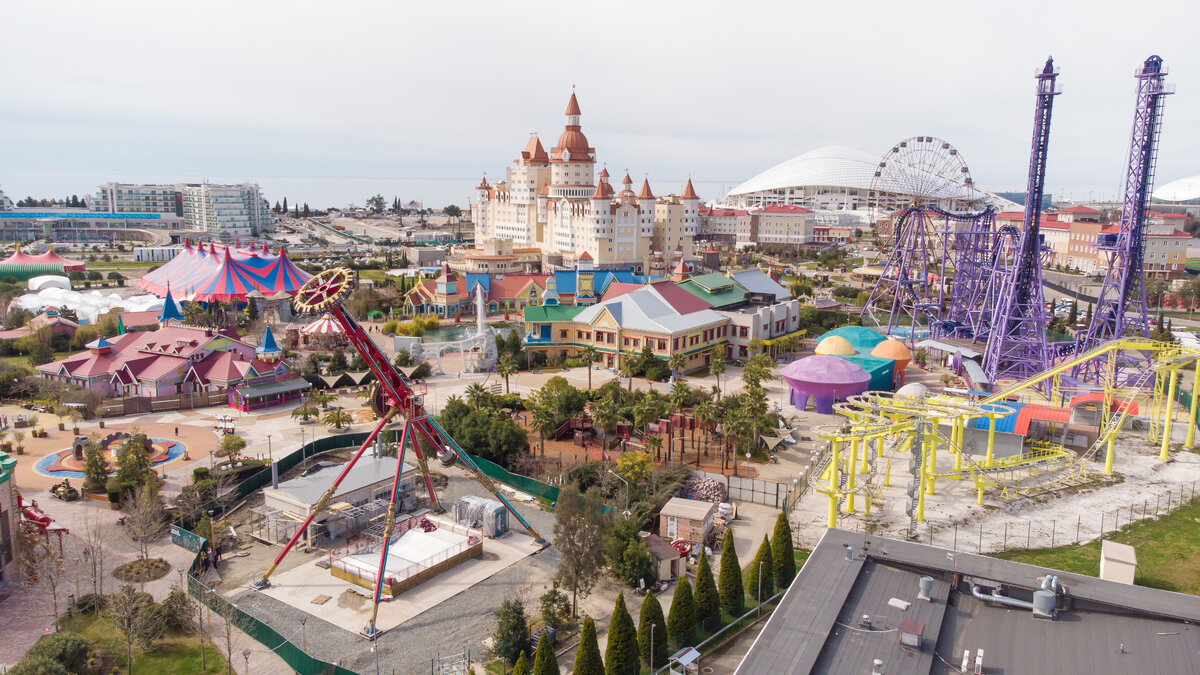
[269,456,413,506]
[736,529,1200,674]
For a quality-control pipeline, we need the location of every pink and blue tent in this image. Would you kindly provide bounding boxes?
[137,240,312,303]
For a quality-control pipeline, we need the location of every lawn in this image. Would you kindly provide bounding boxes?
[62,612,226,675]
[991,496,1200,595]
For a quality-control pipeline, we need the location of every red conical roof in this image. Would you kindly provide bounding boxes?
[565,92,582,116]
[638,179,655,200]
[599,167,610,179]
[520,136,549,163]
[622,172,633,185]
[681,178,699,200]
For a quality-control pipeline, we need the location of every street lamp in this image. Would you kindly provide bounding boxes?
[650,622,655,672]
[242,649,250,675]
[758,560,765,618]
[607,469,630,517]
[267,434,272,462]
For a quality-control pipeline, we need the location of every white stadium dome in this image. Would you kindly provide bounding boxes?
[1154,175,1200,203]
[722,144,1012,218]
[728,146,882,197]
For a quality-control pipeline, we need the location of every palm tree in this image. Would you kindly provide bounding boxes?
[590,395,618,440]
[668,352,687,381]
[310,391,337,410]
[290,405,318,423]
[645,434,664,461]
[465,383,488,410]
[322,406,352,430]
[633,394,665,440]
[619,351,634,392]
[724,405,753,475]
[497,354,518,394]
[708,349,726,396]
[530,404,556,451]
[742,386,770,459]
[741,353,774,390]
[669,380,692,413]
[581,345,598,390]
[695,400,717,458]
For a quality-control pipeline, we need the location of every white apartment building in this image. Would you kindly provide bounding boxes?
[92,183,183,215]
[181,183,272,241]
[0,189,13,211]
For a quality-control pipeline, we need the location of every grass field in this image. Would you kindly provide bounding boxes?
[991,496,1200,595]
[63,612,226,675]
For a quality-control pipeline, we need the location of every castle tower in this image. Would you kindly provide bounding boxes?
[575,251,596,305]
[158,286,184,327]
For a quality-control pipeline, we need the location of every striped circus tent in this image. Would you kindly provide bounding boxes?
[300,313,344,335]
[136,239,312,303]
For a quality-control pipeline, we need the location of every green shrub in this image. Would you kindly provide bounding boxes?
[8,654,68,675]
[105,477,121,503]
[160,588,196,634]
[192,467,211,482]
[74,593,107,612]
[27,631,89,673]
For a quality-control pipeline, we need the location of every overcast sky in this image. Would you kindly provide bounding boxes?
[2,0,1199,209]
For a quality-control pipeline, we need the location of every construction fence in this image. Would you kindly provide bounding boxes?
[186,551,355,675]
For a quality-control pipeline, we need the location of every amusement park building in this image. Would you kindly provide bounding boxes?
[471,92,700,271]
[522,267,804,365]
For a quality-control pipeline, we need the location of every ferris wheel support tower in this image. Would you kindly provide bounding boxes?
[982,57,1061,382]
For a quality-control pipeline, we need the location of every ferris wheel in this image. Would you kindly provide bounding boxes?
[869,137,983,245]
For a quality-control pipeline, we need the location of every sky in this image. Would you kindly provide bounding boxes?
[3,0,1200,210]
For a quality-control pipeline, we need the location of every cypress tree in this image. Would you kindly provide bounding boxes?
[667,577,697,648]
[604,593,638,675]
[282,197,288,214]
[745,534,775,602]
[532,632,559,675]
[513,651,530,675]
[771,511,797,590]
[573,616,604,675]
[637,591,667,668]
[693,549,720,631]
[718,536,744,616]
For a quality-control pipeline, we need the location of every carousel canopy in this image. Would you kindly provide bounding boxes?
[136,240,311,303]
[301,313,344,335]
[28,246,85,272]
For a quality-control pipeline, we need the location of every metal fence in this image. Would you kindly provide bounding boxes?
[727,476,790,508]
[185,550,356,675]
[901,481,1200,554]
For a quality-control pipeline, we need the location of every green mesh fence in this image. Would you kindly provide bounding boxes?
[186,552,356,675]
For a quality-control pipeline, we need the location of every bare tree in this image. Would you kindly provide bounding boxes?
[18,520,66,630]
[124,484,168,588]
[79,509,114,607]
[108,584,164,674]
[209,596,254,675]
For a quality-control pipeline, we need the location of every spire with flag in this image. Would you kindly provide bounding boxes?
[256,325,282,362]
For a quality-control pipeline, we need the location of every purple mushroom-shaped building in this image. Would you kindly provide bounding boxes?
[781,355,871,414]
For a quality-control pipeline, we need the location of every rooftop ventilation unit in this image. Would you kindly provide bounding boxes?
[917,575,934,601]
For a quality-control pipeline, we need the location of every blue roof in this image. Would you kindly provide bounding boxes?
[971,401,1025,433]
[86,337,114,349]
[554,269,649,295]
[466,273,489,293]
[158,288,184,323]
[257,325,281,354]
